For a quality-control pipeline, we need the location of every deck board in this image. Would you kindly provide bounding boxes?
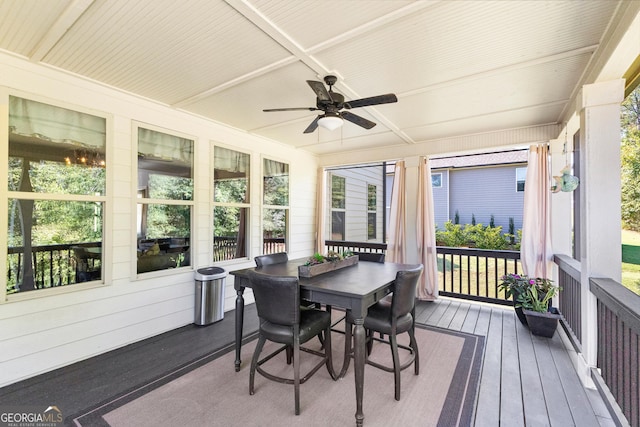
[417,298,613,426]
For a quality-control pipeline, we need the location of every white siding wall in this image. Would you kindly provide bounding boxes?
[0,53,318,387]
[326,167,384,243]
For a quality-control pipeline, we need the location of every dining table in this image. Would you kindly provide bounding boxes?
[230,257,421,426]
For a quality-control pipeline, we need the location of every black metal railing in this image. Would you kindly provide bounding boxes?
[213,236,286,262]
[437,246,521,305]
[590,277,640,427]
[324,241,520,305]
[7,241,101,293]
[555,254,582,348]
[324,240,387,255]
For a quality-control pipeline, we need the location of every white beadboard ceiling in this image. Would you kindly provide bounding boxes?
[0,0,629,156]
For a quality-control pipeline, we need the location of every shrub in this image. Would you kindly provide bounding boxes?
[436,221,467,247]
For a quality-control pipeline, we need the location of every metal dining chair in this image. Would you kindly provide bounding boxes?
[247,270,335,415]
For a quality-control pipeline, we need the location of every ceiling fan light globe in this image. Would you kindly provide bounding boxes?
[318,115,343,131]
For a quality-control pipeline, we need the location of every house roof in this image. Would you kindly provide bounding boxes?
[0,1,637,157]
[430,150,529,169]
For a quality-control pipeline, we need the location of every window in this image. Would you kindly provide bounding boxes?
[367,184,377,240]
[331,175,346,240]
[213,146,249,261]
[136,125,192,274]
[263,158,288,254]
[431,173,442,188]
[516,167,527,192]
[6,96,106,294]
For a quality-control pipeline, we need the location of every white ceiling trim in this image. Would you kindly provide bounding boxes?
[29,0,94,62]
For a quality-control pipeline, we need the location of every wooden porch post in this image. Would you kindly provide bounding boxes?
[577,79,624,379]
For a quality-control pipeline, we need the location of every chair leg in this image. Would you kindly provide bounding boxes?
[390,333,401,401]
[365,329,373,356]
[286,345,293,365]
[293,336,301,415]
[409,326,420,375]
[250,335,267,395]
[323,323,336,380]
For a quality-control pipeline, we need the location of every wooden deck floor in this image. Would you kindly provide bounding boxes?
[415,298,615,427]
[0,299,617,426]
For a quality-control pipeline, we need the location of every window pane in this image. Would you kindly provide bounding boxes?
[263,208,287,254]
[431,173,442,188]
[368,184,376,210]
[332,175,345,209]
[8,96,106,195]
[516,167,527,192]
[263,159,289,206]
[137,204,191,274]
[332,211,345,240]
[214,206,248,261]
[368,212,376,240]
[7,199,103,293]
[138,128,193,201]
[214,147,249,203]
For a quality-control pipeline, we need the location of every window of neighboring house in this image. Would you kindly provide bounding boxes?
[367,184,377,240]
[213,146,249,261]
[6,95,106,295]
[136,125,193,274]
[263,158,289,254]
[331,174,346,240]
[516,167,527,192]
[431,173,442,188]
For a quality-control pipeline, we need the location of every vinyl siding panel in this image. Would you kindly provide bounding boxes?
[449,165,525,232]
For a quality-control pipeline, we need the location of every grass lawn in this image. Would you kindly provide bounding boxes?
[622,229,640,295]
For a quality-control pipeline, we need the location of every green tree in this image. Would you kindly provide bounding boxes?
[622,86,640,231]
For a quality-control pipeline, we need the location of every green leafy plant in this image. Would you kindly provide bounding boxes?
[304,250,354,266]
[517,282,561,313]
[498,274,555,300]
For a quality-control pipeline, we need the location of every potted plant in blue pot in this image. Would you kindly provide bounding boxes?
[517,281,562,338]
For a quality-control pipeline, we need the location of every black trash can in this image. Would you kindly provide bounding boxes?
[194,266,227,326]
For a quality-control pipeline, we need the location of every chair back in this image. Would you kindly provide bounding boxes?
[354,252,385,263]
[391,265,424,320]
[247,270,299,326]
[254,252,288,267]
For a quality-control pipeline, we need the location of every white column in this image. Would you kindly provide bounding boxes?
[578,79,624,381]
[549,136,573,258]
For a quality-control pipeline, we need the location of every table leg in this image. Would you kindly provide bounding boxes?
[352,317,365,426]
[234,286,245,372]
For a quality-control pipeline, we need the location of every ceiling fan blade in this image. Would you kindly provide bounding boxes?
[303,116,320,133]
[263,107,318,112]
[341,111,376,129]
[344,93,398,109]
[307,80,334,102]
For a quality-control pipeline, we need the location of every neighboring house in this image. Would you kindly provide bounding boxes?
[325,165,385,243]
[430,150,528,232]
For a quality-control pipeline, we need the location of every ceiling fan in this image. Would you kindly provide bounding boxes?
[263,75,397,133]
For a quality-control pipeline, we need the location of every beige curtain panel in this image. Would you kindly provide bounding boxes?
[417,157,439,301]
[521,144,553,279]
[387,161,406,263]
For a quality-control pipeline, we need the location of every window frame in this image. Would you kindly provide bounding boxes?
[331,174,346,241]
[2,89,111,302]
[132,121,194,278]
[261,156,290,255]
[367,183,377,240]
[212,144,251,263]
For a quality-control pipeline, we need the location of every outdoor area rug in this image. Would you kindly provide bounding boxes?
[73,323,484,427]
